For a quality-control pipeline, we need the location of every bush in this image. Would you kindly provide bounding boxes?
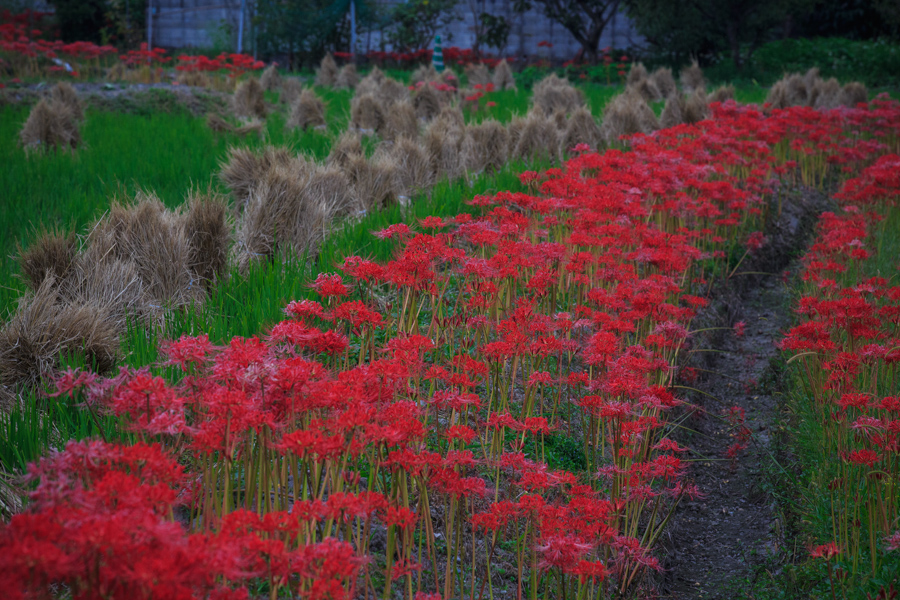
[700,37,900,87]
[750,38,900,87]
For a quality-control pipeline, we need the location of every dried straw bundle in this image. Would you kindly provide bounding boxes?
[599,90,659,145]
[492,59,516,91]
[315,53,339,87]
[260,65,282,91]
[286,89,327,131]
[650,67,676,98]
[232,77,267,119]
[19,99,80,153]
[679,60,705,93]
[280,78,303,105]
[532,74,584,115]
[335,64,359,89]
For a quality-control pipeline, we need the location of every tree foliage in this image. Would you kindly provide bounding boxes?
[625,0,813,70]
[386,0,459,52]
[523,0,622,62]
[255,0,384,66]
[50,0,107,43]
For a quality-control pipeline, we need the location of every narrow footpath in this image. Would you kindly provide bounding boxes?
[660,190,827,599]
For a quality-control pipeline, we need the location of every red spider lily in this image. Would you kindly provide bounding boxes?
[810,541,841,560]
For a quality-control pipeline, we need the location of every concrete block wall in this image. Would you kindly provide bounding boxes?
[147,0,642,60]
[361,0,642,61]
[149,0,241,49]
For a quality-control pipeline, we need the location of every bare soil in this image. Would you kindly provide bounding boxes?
[659,187,830,599]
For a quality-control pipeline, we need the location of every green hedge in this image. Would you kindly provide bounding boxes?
[751,37,900,87]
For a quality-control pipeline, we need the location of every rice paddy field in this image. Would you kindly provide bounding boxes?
[1,57,899,600]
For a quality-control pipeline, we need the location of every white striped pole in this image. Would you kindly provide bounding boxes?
[433,34,444,72]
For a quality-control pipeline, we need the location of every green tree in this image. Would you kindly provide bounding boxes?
[625,0,813,71]
[466,0,511,55]
[387,0,458,53]
[522,0,623,62]
[50,0,108,43]
[255,0,382,67]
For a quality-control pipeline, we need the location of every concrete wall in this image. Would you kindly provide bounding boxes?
[149,1,241,49]
[148,0,642,60]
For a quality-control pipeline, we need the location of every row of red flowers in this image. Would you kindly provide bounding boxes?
[2,98,899,599]
[782,148,900,592]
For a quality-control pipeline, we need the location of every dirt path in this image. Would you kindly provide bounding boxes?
[659,190,827,599]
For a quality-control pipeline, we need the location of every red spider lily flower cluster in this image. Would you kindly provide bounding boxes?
[782,144,900,579]
[441,47,514,68]
[120,43,171,67]
[1,10,115,79]
[3,98,900,600]
[364,48,433,68]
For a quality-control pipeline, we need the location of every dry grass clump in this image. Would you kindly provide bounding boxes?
[280,78,303,105]
[51,82,83,121]
[377,101,418,141]
[683,88,710,124]
[532,74,584,115]
[465,63,491,87]
[94,194,206,309]
[106,61,126,82]
[206,113,233,133]
[232,77,267,119]
[344,152,399,210]
[17,226,78,291]
[424,121,464,181]
[767,71,867,110]
[177,71,211,88]
[315,53,339,87]
[811,78,842,110]
[376,77,410,106]
[550,108,568,132]
[839,82,867,107]
[219,145,296,207]
[434,106,465,132]
[0,277,120,394]
[19,99,81,153]
[412,63,440,85]
[659,94,684,129]
[626,62,649,87]
[562,107,601,154]
[599,90,659,145]
[650,67,676,98]
[233,120,265,138]
[511,111,560,163]
[440,68,459,87]
[355,67,386,97]
[335,64,358,89]
[785,73,809,106]
[765,79,790,110]
[260,65,282,91]
[1,190,232,394]
[708,84,735,104]
[350,93,384,131]
[492,59,516,91]
[629,77,662,102]
[236,163,356,268]
[206,114,263,138]
[680,60,705,92]
[327,130,364,168]
[414,83,444,120]
[463,120,509,173]
[184,190,230,290]
[286,89,327,131]
[390,136,434,195]
[803,67,820,90]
